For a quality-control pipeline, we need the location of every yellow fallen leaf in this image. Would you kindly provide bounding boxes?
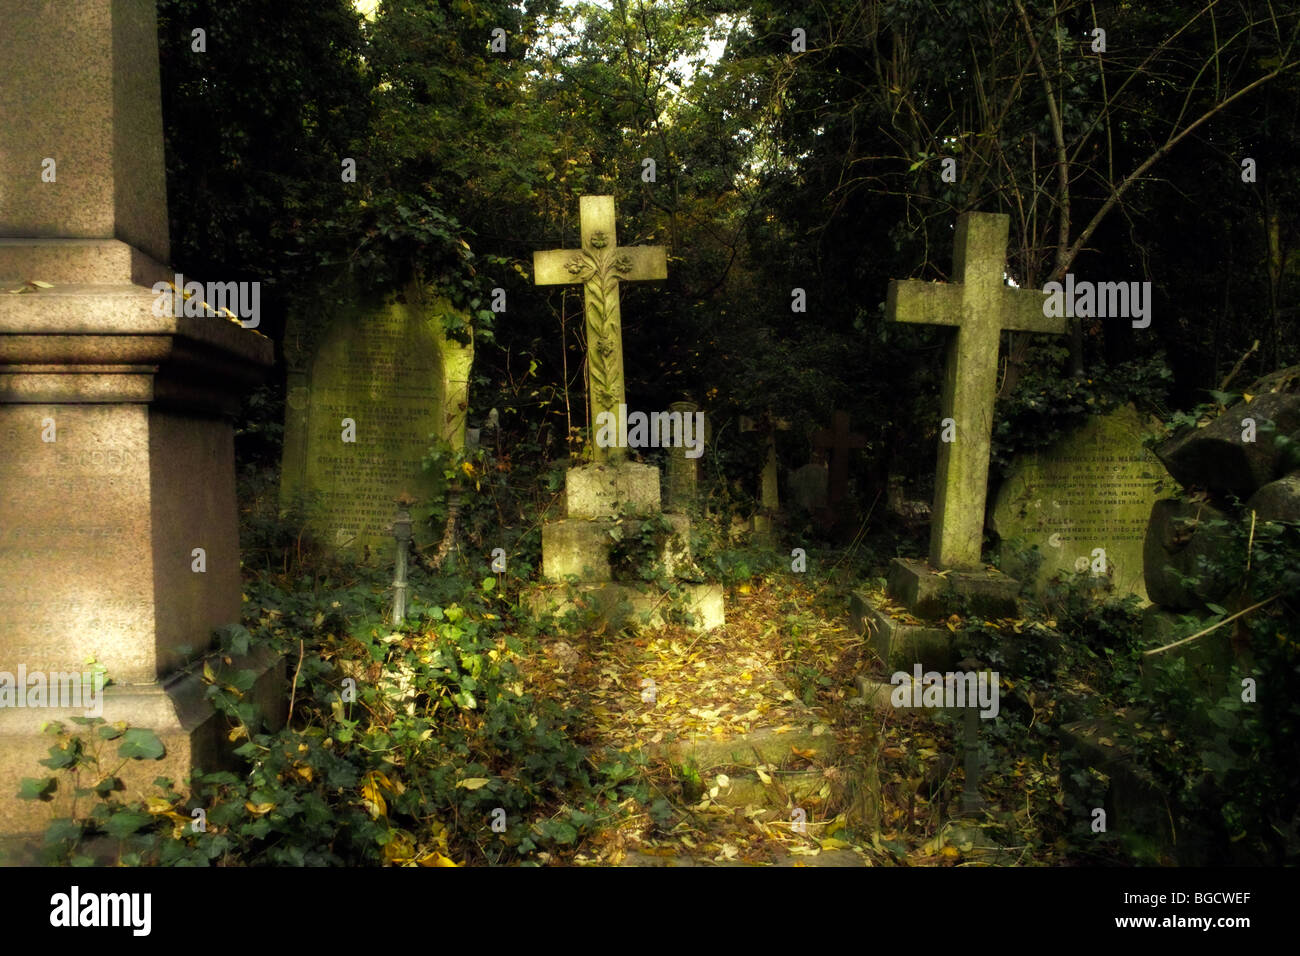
[361,772,388,818]
[245,801,275,816]
[145,796,176,815]
[457,777,491,790]
[941,845,961,860]
[418,852,458,867]
[738,584,752,595]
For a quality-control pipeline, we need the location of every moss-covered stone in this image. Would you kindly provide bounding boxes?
[991,405,1177,601]
[280,283,473,561]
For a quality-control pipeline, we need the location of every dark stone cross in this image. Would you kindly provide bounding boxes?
[813,410,867,507]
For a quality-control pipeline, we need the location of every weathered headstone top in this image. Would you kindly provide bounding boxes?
[0,0,169,265]
[991,405,1176,601]
[665,400,700,511]
[534,196,666,462]
[886,212,1066,570]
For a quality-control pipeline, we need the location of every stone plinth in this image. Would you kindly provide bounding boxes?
[534,459,720,631]
[0,266,275,844]
[850,591,957,671]
[543,519,615,581]
[0,648,284,840]
[886,558,1019,620]
[542,513,695,584]
[564,462,661,518]
[850,558,1021,672]
[0,284,272,682]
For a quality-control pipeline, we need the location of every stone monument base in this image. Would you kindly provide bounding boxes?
[886,558,1019,619]
[0,646,284,859]
[533,458,725,631]
[525,582,725,632]
[542,513,692,581]
[851,558,1022,671]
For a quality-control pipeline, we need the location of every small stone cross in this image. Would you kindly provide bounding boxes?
[813,411,867,507]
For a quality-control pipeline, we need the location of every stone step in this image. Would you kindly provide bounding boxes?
[652,721,835,771]
[704,767,828,808]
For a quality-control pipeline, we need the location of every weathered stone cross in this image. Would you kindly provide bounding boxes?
[886,212,1065,570]
[534,195,667,462]
[813,410,867,506]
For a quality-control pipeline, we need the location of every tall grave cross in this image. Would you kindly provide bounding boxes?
[813,410,867,507]
[886,212,1066,570]
[534,196,667,462]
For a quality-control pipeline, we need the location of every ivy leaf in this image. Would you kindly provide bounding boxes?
[45,818,83,844]
[118,728,166,760]
[18,777,57,801]
[103,810,154,839]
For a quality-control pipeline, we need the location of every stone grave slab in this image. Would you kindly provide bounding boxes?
[991,405,1177,601]
[281,289,472,559]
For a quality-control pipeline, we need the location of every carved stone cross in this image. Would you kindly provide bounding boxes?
[886,212,1065,570]
[534,196,667,462]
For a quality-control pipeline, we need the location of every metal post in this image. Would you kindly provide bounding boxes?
[391,505,412,626]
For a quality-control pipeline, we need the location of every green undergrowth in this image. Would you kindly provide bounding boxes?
[21,550,654,866]
[957,514,1300,865]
